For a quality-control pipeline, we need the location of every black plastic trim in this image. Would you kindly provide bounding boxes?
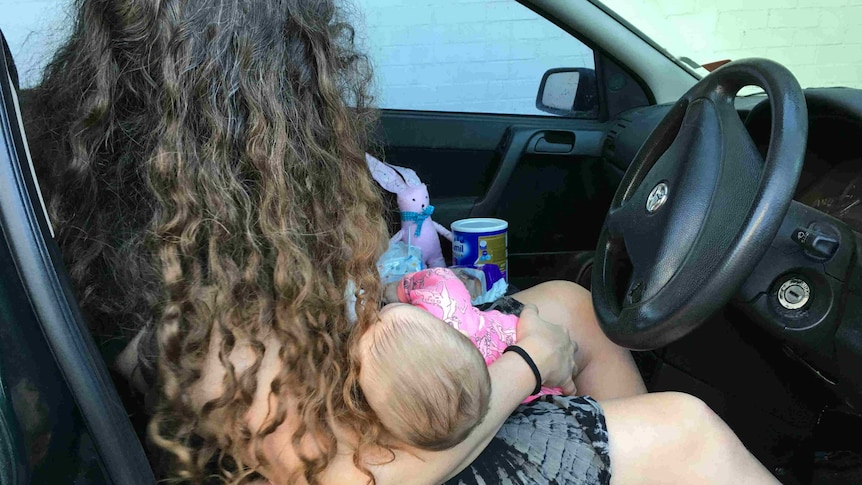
[377,110,608,152]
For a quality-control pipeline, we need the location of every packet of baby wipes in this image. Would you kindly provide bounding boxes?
[377,241,424,284]
[450,264,508,306]
[376,241,507,305]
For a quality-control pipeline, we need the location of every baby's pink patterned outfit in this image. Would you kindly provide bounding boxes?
[397,267,562,402]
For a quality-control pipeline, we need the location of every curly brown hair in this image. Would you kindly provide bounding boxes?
[26,0,390,482]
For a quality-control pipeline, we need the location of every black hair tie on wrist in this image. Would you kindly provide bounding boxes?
[504,345,542,396]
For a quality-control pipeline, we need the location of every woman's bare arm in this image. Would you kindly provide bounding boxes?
[361,304,579,485]
[315,350,539,485]
[434,350,544,481]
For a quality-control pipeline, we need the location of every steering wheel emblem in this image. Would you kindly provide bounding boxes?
[646,182,669,213]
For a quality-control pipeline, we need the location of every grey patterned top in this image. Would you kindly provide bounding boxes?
[446,396,611,485]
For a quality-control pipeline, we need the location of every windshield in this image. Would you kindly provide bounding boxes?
[600,0,862,90]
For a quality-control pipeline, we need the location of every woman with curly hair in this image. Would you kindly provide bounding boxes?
[24,0,778,484]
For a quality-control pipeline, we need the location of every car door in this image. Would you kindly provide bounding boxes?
[0,31,154,484]
[357,0,652,290]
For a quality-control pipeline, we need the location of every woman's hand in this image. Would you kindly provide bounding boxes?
[515,303,579,395]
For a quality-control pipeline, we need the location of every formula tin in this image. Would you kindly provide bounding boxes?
[451,218,508,281]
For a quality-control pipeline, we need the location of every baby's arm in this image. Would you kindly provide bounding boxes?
[397,268,474,321]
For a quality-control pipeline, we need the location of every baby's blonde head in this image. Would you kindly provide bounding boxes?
[359,304,491,451]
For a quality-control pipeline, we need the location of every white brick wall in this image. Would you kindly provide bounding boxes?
[603,0,862,89]
[353,0,594,115]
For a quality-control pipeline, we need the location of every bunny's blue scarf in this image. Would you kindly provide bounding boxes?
[400,205,435,237]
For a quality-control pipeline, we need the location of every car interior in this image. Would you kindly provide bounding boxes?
[2,0,862,484]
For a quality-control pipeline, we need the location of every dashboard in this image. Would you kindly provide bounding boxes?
[746,89,862,233]
[602,87,862,413]
[605,87,862,234]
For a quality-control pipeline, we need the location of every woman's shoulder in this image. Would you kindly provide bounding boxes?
[195,331,459,485]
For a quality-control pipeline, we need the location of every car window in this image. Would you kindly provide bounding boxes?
[353,0,596,116]
[5,1,597,116]
[601,0,862,89]
[0,250,111,484]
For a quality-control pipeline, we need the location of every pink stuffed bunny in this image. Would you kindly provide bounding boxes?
[366,154,453,268]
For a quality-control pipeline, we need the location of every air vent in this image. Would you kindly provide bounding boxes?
[602,116,631,160]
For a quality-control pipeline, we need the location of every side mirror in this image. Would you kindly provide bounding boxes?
[535,68,598,118]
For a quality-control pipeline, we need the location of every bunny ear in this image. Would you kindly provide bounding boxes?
[391,164,422,187]
[365,153,422,192]
[366,153,408,193]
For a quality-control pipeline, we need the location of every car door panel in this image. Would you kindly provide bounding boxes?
[375,110,621,286]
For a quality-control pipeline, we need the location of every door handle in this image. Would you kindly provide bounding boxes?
[529,130,576,154]
[470,128,578,218]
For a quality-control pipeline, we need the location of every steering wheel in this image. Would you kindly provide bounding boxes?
[591,58,807,350]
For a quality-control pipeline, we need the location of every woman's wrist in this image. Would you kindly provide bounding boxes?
[513,335,553,388]
[503,345,542,395]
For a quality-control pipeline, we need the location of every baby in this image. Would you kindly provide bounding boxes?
[358,267,561,451]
